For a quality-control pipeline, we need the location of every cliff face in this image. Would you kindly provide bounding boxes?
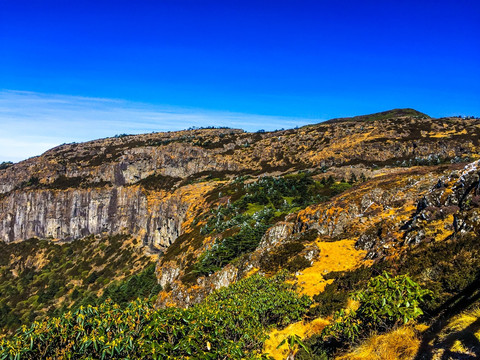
[0,128,240,245]
[0,182,214,248]
[0,111,479,248]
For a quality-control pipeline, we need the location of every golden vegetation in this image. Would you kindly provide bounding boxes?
[429,307,480,358]
[295,239,367,297]
[336,325,421,360]
[265,318,329,359]
[336,306,480,360]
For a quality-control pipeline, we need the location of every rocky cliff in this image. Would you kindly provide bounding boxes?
[0,183,214,248]
[1,110,479,247]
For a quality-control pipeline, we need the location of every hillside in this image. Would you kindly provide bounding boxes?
[1,109,480,359]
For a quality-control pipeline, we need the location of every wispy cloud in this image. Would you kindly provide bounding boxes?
[0,90,315,163]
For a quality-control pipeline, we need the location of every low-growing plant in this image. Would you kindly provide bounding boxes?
[277,334,309,360]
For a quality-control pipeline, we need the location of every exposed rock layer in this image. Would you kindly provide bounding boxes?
[1,113,479,246]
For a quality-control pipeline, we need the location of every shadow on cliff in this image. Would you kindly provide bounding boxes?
[414,274,480,360]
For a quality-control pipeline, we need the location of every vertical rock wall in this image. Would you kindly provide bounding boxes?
[0,186,194,247]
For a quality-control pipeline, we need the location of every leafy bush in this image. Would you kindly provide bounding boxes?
[309,265,388,319]
[309,281,350,319]
[322,272,432,343]
[0,273,311,359]
[207,272,312,329]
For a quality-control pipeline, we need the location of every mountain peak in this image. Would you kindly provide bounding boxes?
[324,108,430,124]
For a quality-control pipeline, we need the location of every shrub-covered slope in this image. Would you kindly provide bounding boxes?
[0,273,310,359]
[0,234,159,331]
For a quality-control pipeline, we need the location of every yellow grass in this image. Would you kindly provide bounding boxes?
[264,318,329,359]
[422,214,454,242]
[245,266,259,278]
[336,326,421,360]
[442,307,480,336]
[337,307,480,360]
[429,129,467,138]
[295,239,367,297]
[434,306,480,356]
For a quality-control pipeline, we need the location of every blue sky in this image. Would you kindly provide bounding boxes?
[0,0,479,162]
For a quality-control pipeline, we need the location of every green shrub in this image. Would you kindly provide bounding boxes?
[308,282,350,319]
[0,273,310,359]
[322,272,432,343]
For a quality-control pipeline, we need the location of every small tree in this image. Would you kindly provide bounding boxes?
[326,175,335,186]
[348,173,357,184]
[360,173,367,182]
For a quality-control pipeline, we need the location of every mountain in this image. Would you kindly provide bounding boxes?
[0,109,479,359]
[323,108,430,124]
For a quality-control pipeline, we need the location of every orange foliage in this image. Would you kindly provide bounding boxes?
[336,326,421,360]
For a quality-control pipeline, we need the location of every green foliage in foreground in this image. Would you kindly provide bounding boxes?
[0,273,311,359]
[296,272,432,359]
[323,272,432,343]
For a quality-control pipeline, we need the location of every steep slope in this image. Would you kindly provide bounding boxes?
[0,234,158,330]
[291,159,480,359]
[155,164,464,308]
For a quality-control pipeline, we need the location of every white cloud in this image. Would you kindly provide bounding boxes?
[0,90,315,162]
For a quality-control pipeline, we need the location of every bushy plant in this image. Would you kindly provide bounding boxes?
[0,273,311,359]
[322,272,432,343]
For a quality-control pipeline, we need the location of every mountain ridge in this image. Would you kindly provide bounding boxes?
[323,108,430,124]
